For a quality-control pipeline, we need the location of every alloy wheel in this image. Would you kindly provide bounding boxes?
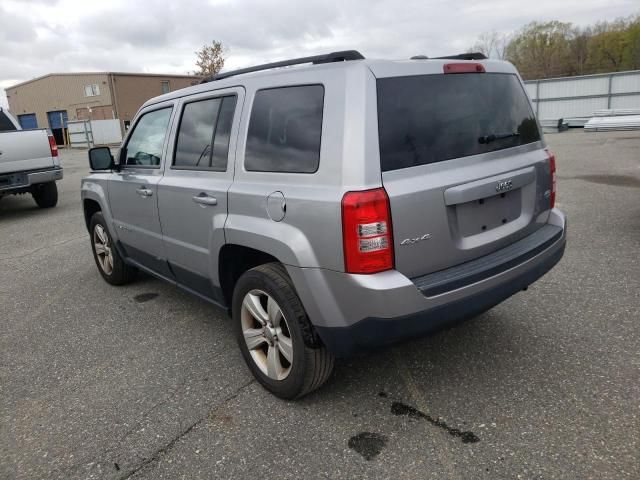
[240,289,293,381]
[93,224,114,275]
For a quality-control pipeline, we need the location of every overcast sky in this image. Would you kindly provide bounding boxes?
[1,0,637,108]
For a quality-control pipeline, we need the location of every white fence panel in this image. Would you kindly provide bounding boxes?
[538,97,608,121]
[91,119,122,145]
[525,83,537,100]
[612,74,640,94]
[611,94,640,109]
[539,76,609,99]
[525,70,640,125]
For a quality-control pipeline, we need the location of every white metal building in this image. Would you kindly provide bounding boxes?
[524,70,640,126]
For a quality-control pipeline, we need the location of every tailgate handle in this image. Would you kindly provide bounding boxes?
[444,167,535,206]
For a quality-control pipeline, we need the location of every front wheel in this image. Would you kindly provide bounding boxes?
[233,263,334,399]
[89,212,137,285]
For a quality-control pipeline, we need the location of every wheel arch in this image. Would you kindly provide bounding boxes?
[81,179,113,233]
[218,244,280,309]
[83,198,102,231]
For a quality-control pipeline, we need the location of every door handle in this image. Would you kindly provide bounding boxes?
[192,193,217,206]
[136,187,153,197]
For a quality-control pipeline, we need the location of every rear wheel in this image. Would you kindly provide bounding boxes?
[233,263,334,399]
[89,212,137,285]
[32,182,58,208]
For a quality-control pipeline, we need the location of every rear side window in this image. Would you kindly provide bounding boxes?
[0,111,17,132]
[125,107,172,167]
[174,95,237,171]
[245,85,324,173]
[377,73,540,172]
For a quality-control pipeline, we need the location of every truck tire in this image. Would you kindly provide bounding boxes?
[89,212,137,285]
[233,262,335,399]
[32,182,58,208]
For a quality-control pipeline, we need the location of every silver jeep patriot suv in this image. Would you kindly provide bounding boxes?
[81,50,566,399]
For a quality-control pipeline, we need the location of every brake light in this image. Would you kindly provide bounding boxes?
[48,135,58,157]
[547,149,556,208]
[443,63,485,74]
[342,188,394,274]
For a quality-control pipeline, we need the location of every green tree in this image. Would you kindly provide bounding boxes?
[624,18,640,69]
[587,22,628,72]
[588,15,640,71]
[468,13,640,79]
[568,29,590,76]
[194,40,226,77]
[504,21,574,79]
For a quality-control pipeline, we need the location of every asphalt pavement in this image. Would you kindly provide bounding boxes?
[1,131,638,479]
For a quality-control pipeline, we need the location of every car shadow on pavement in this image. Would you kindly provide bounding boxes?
[0,195,48,219]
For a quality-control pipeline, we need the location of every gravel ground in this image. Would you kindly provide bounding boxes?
[1,130,638,479]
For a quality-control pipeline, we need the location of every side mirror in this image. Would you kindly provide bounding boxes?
[88,147,114,170]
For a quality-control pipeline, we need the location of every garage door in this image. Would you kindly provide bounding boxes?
[18,113,38,129]
[47,110,68,129]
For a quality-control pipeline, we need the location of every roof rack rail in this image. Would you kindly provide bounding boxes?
[201,50,365,84]
[434,52,487,61]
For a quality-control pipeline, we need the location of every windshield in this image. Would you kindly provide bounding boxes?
[377,73,540,172]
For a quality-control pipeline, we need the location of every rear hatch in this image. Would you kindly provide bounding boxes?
[371,60,552,279]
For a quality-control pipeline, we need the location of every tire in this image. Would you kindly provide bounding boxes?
[233,262,334,399]
[32,182,58,208]
[89,212,137,285]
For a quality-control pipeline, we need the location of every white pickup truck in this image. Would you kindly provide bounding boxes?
[0,107,63,208]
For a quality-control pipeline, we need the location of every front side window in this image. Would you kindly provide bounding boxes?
[124,107,172,167]
[245,85,324,173]
[173,95,237,171]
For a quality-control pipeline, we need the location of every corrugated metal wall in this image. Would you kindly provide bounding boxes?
[524,70,640,126]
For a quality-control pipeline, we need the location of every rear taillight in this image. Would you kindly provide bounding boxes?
[342,188,394,274]
[547,149,556,208]
[48,135,58,157]
[443,63,486,74]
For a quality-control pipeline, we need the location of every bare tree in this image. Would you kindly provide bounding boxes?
[194,40,226,77]
[469,31,509,59]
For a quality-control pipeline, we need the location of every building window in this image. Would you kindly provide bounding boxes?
[84,84,100,97]
[161,81,170,94]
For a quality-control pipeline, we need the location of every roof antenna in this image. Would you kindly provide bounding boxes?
[411,55,428,60]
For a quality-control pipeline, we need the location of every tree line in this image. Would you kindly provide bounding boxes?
[468,14,640,80]
[194,14,640,81]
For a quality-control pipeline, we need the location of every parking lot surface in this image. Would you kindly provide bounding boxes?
[1,131,639,479]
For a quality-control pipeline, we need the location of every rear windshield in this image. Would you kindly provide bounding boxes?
[377,73,540,172]
[0,111,17,132]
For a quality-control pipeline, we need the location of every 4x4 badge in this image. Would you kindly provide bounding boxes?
[400,234,432,245]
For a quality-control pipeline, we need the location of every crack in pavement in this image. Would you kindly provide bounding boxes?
[0,234,88,261]
[118,378,256,480]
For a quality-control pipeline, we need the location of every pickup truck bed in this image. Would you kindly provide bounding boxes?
[0,108,62,208]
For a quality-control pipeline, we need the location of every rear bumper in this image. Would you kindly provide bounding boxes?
[287,209,566,357]
[0,167,63,194]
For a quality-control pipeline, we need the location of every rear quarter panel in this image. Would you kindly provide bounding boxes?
[225,63,381,270]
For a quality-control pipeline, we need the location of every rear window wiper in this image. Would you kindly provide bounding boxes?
[478,132,520,144]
